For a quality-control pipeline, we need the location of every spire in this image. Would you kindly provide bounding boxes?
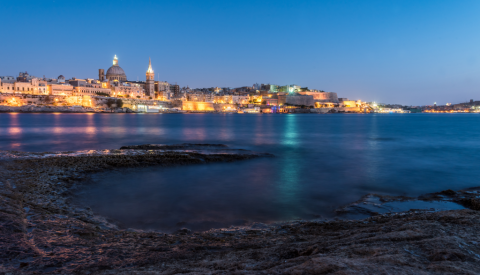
[147,57,154,73]
[113,55,118,66]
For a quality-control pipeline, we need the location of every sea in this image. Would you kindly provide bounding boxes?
[1,113,479,232]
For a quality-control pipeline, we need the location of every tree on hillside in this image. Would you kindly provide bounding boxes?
[106,98,116,112]
[116,99,124,108]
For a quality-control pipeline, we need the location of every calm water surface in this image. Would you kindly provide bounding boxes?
[1,113,480,231]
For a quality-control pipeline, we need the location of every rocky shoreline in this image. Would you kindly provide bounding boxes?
[1,145,480,274]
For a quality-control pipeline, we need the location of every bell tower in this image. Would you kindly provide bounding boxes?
[145,57,155,97]
[98,69,105,81]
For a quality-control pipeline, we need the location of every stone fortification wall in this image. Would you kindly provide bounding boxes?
[171,100,183,108]
[0,94,65,105]
[93,97,170,109]
[0,94,95,107]
[180,101,237,112]
[0,94,171,111]
[278,95,314,107]
[335,107,360,112]
[182,101,215,111]
[298,91,339,103]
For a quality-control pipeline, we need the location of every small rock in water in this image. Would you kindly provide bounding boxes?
[440,189,456,196]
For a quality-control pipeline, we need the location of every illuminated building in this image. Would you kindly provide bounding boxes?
[47,84,74,96]
[0,78,12,93]
[156,81,170,93]
[95,55,148,98]
[110,82,145,98]
[0,76,16,83]
[297,91,339,103]
[248,94,263,104]
[145,58,155,97]
[264,98,278,106]
[73,86,112,96]
[279,84,301,93]
[73,87,111,96]
[338,98,359,108]
[1,77,48,95]
[170,84,180,95]
[213,95,249,104]
[180,101,215,111]
[16,71,38,82]
[155,81,171,100]
[260,84,278,93]
[71,78,111,96]
[188,93,210,102]
[102,55,127,82]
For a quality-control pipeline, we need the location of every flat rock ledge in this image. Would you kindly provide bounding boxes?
[1,148,480,274]
[119,143,229,150]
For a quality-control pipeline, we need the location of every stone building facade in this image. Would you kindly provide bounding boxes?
[47,84,74,96]
[73,86,112,97]
[278,95,314,107]
[0,78,48,95]
[110,82,145,98]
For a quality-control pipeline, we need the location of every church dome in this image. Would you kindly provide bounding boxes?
[106,66,126,77]
[57,75,66,83]
[106,55,127,81]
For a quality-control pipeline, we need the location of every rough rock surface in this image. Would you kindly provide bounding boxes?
[1,148,480,274]
[119,143,229,150]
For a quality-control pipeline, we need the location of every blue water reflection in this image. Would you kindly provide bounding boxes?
[2,113,480,231]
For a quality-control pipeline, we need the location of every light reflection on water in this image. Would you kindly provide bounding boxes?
[278,115,301,219]
[2,113,480,231]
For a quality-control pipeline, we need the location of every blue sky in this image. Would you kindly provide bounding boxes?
[1,0,479,105]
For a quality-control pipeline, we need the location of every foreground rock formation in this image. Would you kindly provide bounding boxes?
[1,146,480,274]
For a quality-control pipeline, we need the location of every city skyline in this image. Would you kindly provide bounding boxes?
[1,0,480,105]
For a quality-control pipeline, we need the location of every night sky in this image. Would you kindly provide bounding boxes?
[1,0,479,105]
